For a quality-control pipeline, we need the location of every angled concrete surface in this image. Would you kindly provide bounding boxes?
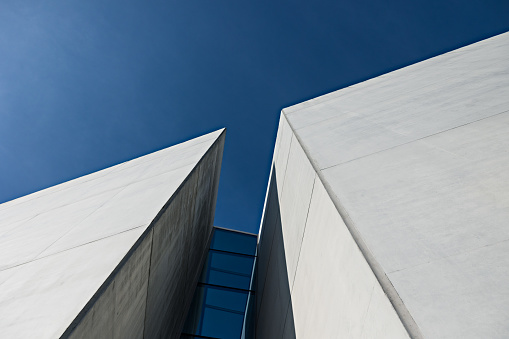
[256,116,408,338]
[258,32,509,338]
[0,129,225,338]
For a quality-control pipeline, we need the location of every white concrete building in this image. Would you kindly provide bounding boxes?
[0,129,225,338]
[256,31,509,338]
[2,31,509,339]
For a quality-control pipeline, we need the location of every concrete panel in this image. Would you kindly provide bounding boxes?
[68,229,152,339]
[290,177,408,338]
[257,130,409,338]
[256,114,293,318]
[0,159,144,228]
[285,32,509,170]
[143,170,198,339]
[39,165,194,257]
[256,219,293,339]
[388,239,509,339]
[0,189,119,270]
[144,133,224,339]
[290,110,412,169]
[274,114,294,195]
[187,140,223,285]
[0,129,225,338]
[255,168,280,319]
[361,280,411,339]
[0,161,125,215]
[67,270,116,339]
[281,304,296,339]
[275,32,509,338]
[284,32,509,119]
[255,114,297,328]
[112,230,152,339]
[322,112,509,273]
[0,227,145,338]
[279,137,316,290]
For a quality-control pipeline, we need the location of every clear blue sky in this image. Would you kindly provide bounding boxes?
[0,1,508,234]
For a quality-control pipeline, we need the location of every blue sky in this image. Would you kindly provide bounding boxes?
[0,0,508,234]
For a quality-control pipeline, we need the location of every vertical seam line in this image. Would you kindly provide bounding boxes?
[281,174,317,336]
[142,230,155,339]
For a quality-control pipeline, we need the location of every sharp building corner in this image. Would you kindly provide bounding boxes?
[0,128,225,339]
[2,30,509,339]
[256,31,509,338]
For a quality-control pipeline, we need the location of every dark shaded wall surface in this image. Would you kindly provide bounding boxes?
[255,115,410,338]
[64,133,224,339]
[255,168,296,339]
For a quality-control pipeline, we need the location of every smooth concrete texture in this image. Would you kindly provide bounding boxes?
[271,32,509,338]
[256,117,408,338]
[67,228,153,339]
[290,178,408,338]
[278,127,316,290]
[0,129,225,338]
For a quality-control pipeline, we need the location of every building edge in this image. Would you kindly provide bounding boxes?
[280,111,423,338]
[60,128,226,338]
[282,30,508,117]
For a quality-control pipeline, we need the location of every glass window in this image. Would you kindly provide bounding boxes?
[200,307,244,339]
[200,251,255,290]
[182,228,258,339]
[206,269,251,290]
[182,285,249,338]
[204,285,249,313]
[211,228,257,256]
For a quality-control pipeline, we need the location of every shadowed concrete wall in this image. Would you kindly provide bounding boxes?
[0,129,224,339]
[143,136,223,339]
[256,115,408,338]
[67,134,224,339]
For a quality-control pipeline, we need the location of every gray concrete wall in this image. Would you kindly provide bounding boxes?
[256,115,408,338]
[0,129,224,339]
[259,32,509,338]
[143,137,223,339]
[67,133,224,339]
[65,229,153,339]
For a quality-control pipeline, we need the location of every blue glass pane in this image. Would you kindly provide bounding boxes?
[205,285,248,313]
[211,228,257,255]
[210,251,254,276]
[200,251,255,289]
[182,285,249,337]
[207,270,251,290]
[200,307,244,339]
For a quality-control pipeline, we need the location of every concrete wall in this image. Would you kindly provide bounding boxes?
[143,137,223,339]
[259,32,509,338]
[66,134,224,339]
[0,129,224,339]
[256,115,409,338]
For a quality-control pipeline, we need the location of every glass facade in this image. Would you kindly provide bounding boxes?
[181,227,257,339]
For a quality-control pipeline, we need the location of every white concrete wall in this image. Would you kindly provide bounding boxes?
[0,129,225,338]
[264,31,509,338]
[256,115,409,338]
